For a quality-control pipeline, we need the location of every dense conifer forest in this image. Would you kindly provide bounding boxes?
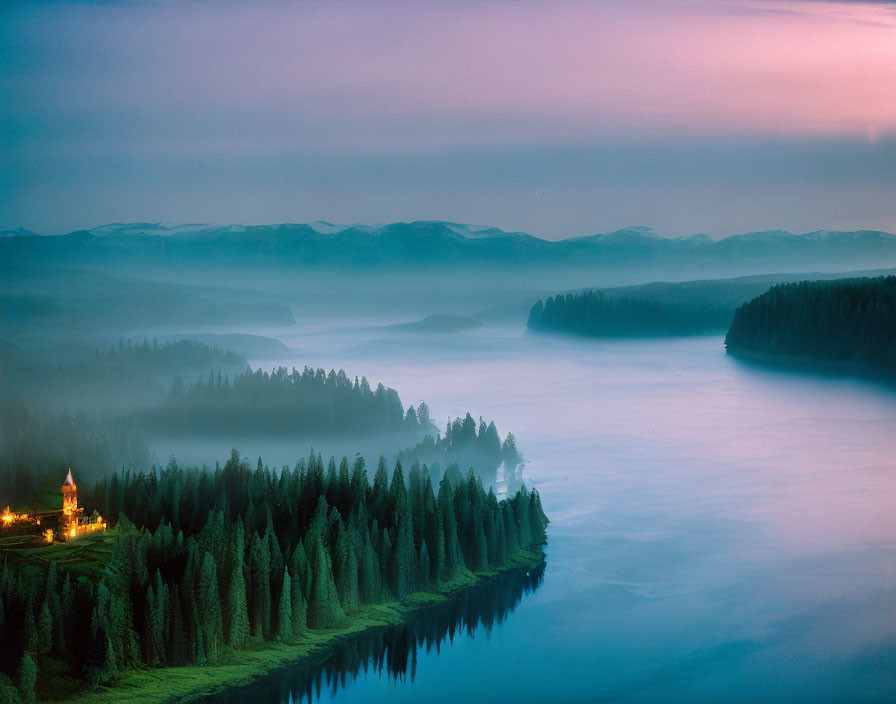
[725,277,896,371]
[0,391,516,511]
[99,339,248,380]
[211,560,546,704]
[528,291,731,337]
[0,451,547,701]
[397,415,523,489]
[159,366,415,436]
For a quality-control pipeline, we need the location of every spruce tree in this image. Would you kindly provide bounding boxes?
[276,570,292,641]
[226,527,249,649]
[306,536,345,629]
[37,598,52,654]
[17,653,37,704]
[198,552,223,662]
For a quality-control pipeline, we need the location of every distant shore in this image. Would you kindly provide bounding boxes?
[725,347,896,386]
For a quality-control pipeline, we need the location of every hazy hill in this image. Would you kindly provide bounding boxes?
[1,265,295,337]
[527,269,896,338]
[3,222,895,285]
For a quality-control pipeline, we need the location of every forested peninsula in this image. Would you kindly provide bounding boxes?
[725,277,896,373]
[0,451,548,703]
[1,337,525,507]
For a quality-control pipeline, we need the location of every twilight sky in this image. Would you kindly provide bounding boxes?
[1,0,895,239]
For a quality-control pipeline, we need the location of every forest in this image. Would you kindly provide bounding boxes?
[397,416,522,490]
[158,366,414,436]
[725,277,896,371]
[0,450,548,702]
[528,290,732,337]
[0,334,525,509]
[210,560,546,704]
[0,362,519,511]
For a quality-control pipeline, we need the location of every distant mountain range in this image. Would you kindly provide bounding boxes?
[3,221,895,284]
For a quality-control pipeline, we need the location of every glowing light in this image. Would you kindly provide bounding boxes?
[44,529,54,543]
[1,507,30,525]
[69,528,76,538]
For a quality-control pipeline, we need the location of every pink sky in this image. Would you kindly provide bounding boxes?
[2,0,895,235]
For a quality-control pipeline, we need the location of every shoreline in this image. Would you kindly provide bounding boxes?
[725,347,896,387]
[57,548,545,704]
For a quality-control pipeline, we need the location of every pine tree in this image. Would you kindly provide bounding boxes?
[306,535,345,629]
[37,597,53,654]
[23,600,37,653]
[226,527,249,649]
[0,674,18,704]
[276,570,292,641]
[417,541,430,591]
[290,576,306,639]
[169,590,188,666]
[17,653,37,704]
[248,531,271,639]
[198,552,223,662]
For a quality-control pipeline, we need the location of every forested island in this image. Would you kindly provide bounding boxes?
[725,277,896,373]
[0,451,548,703]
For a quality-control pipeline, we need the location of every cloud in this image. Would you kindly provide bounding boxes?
[2,1,894,236]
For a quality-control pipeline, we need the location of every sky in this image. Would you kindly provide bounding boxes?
[1,0,895,239]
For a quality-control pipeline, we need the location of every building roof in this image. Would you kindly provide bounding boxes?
[63,469,76,487]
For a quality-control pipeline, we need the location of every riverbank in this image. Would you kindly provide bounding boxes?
[48,548,544,704]
[725,347,896,387]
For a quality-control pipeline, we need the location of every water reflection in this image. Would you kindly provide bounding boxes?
[201,562,546,704]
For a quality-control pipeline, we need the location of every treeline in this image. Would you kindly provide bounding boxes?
[0,393,518,510]
[98,338,248,380]
[2,341,413,439]
[398,414,522,489]
[0,451,547,699]
[528,291,731,337]
[214,561,546,704]
[156,367,431,437]
[1,339,244,416]
[0,400,150,509]
[725,277,896,371]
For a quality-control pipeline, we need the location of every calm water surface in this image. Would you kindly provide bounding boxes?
[219,326,896,703]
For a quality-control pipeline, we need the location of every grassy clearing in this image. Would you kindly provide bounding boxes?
[1,531,114,582]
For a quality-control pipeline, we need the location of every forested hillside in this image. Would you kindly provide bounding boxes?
[725,277,896,371]
[0,451,548,701]
[159,367,415,436]
[0,353,521,507]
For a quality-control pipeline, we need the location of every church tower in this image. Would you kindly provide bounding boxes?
[62,468,78,516]
[61,468,83,537]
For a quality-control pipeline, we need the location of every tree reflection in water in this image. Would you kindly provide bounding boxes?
[201,561,546,704]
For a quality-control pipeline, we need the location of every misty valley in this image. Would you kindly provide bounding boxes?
[5,2,896,701]
[1,221,895,704]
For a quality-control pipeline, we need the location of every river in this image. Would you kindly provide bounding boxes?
[210,325,896,703]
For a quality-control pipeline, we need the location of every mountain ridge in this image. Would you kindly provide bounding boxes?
[3,221,895,286]
[6,220,894,244]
